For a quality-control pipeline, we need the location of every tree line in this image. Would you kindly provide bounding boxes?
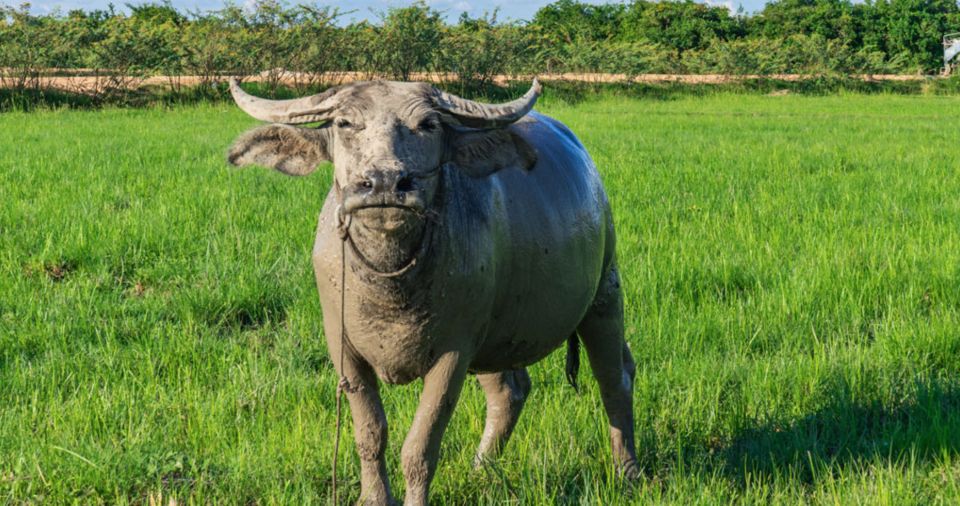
[1,0,958,97]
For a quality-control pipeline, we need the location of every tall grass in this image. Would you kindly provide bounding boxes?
[2,92,960,503]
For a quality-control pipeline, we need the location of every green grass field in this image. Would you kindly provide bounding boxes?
[3,91,960,504]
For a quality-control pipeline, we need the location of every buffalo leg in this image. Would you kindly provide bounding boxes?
[473,368,531,466]
[328,335,394,505]
[576,265,640,478]
[401,351,469,506]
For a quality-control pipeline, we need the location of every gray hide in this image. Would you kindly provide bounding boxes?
[226,79,639,505]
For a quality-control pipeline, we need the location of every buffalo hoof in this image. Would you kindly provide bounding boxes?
[356,493,399,506]
[618,460,643,481]
[472,454,488,470]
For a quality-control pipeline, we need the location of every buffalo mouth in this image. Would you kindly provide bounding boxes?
[341,187,428,232]
[349,202,422,212]
[350,203,425,232]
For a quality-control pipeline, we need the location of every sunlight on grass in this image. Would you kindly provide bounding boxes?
[2,93,960,503]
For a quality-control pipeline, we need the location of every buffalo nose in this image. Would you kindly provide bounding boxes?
[360,170,415,194]
[396,172,415,192]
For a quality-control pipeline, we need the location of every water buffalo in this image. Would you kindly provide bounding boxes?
[226,78,638,505]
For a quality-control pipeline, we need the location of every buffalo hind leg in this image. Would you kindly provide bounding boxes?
[474,369,531,467]
[576,265,640,478]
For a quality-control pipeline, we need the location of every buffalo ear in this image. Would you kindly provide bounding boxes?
[447,128,537,178]
[227,124,331,176]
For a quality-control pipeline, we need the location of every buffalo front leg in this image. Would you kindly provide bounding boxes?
[330,340,394,505]
[576,265,641,479]
[473,369,531,467]
[401,351,469,506]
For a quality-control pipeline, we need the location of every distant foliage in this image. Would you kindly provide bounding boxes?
[376,2,444,81]
[438,12,531,93]
[0,4,62,89]
[620,0,746,55]
[0,0,957,96]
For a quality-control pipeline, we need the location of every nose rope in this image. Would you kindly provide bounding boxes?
[329,167,439,503]
[332,206,347,505]
[334,167,440,279]
[329,198,422,504]
[338,203,425,278]
[344,225,425,278]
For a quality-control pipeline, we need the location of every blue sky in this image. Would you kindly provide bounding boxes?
[27,0,756,23]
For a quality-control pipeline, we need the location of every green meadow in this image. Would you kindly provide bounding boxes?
[3,91,960,504]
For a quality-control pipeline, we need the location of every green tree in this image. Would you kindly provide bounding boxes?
[180,7,255,88]
[873,0,960,72]
[339,21,383,78]
[531,0,625,43]
[127,2,185,88]
[0,4,64,89]
[439,11,531,93]
[377,2,443,81]
[748,0,861,44]
[127,1,185,25]
[621,0,744,55]
[284,3,343,90]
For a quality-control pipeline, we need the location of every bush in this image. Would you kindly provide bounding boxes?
[376,1,443,81]
[0,5,62,89]
[439,12,531,93]
[0,0,951,107]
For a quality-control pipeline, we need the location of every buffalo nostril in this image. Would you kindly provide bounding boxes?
[396,175,415,193]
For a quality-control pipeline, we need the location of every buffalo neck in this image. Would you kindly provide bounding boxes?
[347,218,429,276]
[334,171,448,309]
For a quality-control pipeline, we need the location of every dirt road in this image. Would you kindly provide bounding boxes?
[3,71,928,95]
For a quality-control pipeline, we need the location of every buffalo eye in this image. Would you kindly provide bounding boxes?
[417,117,440,133]
[334,118,355,129]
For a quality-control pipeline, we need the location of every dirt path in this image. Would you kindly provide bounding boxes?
[3,71,929,95]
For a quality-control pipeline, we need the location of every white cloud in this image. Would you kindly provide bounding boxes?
[704,0,735,12]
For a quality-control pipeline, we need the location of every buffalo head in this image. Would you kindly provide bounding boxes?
[227,79,540,240]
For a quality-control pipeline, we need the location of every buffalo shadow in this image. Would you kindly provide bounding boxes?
[719,377,960,487]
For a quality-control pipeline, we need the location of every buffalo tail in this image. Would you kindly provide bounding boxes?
[565,333,580,393]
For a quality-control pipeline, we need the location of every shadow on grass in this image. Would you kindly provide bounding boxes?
[495,76,937,107]
[0,87,100,111]
[0,80,546,112]
[0,84,233,112]
[720,379,960,487]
